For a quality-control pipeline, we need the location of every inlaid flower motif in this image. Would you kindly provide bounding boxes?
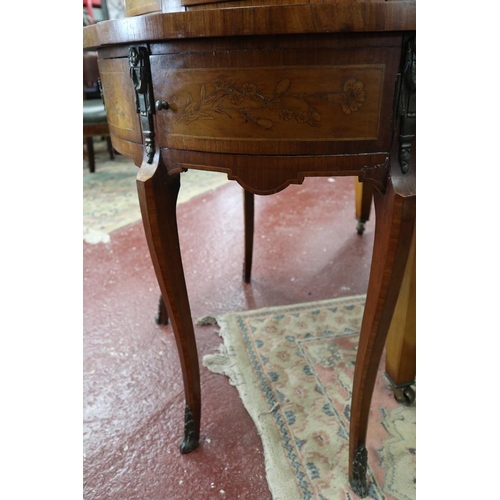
[213,77,230,90]
[229,90,245,104]
[340,77,365,114]
[279,109,294,121]
[242,83,258,95]
[296,111,309,123]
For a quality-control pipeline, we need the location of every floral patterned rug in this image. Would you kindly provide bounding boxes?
[202,295,416,500]
[83,139,229,243]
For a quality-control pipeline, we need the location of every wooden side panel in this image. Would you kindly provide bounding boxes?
[98,57,142,147]
[386,230,416,385]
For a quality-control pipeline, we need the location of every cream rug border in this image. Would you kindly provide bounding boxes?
[202,295,367,500]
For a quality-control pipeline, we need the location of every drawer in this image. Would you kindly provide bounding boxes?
[150,34,402,156]
[97,33,403,159]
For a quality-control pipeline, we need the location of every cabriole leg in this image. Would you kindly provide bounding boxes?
[136,155,200,454]
[349,176,415,497]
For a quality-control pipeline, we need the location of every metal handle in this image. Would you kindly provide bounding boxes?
[155,100,169,111]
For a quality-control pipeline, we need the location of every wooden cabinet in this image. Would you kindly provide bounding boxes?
[84,2,416,496]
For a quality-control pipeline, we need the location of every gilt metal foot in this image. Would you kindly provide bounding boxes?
[180,405,200,454]
[350,445,368,497]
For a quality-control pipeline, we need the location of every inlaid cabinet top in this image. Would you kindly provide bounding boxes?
[84,1,415,49]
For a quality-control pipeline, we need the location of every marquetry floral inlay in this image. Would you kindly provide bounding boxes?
[178,77,365,129]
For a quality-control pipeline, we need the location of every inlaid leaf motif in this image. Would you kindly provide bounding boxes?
[256,118,273,129]
[197,111,214,119]
[310,110,321,123]
[274,79,290,97]
[213,94,227,107]
[185,102,198,113]
[185,93,198,114]
[214,108,232,118]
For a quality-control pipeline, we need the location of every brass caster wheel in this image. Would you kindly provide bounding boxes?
[393,385,416,406]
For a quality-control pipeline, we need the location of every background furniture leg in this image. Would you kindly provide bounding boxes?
[348,176,415,497]
[106,136,115,160]
[136,155,200,454]
[86,137,96,173]
[243,189,254,283]
[355,178,373,235]
[155,294,169,325]
[385,229,416,405]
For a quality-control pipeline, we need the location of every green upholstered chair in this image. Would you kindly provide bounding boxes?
[83,51,114,173]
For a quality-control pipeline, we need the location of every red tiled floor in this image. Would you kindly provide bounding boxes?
[83,176,374,499]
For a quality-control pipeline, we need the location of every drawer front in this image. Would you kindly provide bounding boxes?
[96,34,403,159]
[156,65,383,140]
[151,35,402,156]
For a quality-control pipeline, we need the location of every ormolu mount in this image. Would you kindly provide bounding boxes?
[129,46,156,163]
[397,37,416,174]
